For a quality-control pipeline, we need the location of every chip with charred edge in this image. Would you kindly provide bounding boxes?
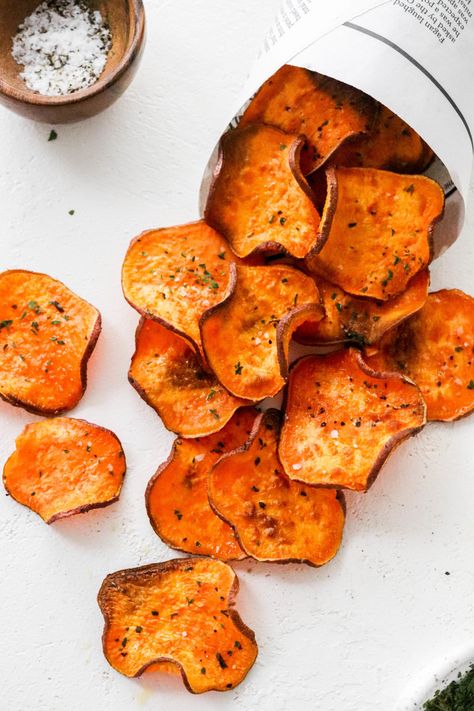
[329,105,434,173]
[209,409,345,567]
[0,270,101,416]
[306,168,444,300]
[205,124,321,259]
[200,264,323,400]
[129,318,249,438]
[122,221,234,360]
[98,558,258,693]
[365,289,474,422]
[239,64,377,174]
[294,270,430,346]
[146,408,258,560]
[3,418,126,523]
[279,349,426,491]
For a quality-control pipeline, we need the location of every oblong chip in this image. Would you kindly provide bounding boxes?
[306,168,444,300]
[122,221,234,359]
[239,64,376,174]
[200,264,323,400]
[279,349,426,491]
[98,558,258,693]
[0,270,101,415]
[205,124,321,259]
[146,408,258,560]
[329,105,434,173]
[129,318,249,438]
[3,418,126,523]
[294,270,430,346]
[209,409,345,567]
[365,289,474,422]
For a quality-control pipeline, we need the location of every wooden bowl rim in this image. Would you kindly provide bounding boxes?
[0,0,145,107]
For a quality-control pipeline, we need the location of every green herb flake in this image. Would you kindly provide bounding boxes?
[404,184,415,194]
[234,361,243,375]
[48,129,58,142]
[174,509,183,520]
[209,408,220,420]
[0,320,13,330]
[68,209,75,216]
[335,302,343,313]
[268,214,276,224]
[135,626,143,633]
[422,664,474,710]
[467,380,474,390]
[218,251,226,260]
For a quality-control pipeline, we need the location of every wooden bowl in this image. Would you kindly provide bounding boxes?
[0,0,145,123]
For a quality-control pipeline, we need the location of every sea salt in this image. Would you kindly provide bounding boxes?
[12,0,112,97]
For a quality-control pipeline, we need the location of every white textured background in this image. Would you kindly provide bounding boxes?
[0,2,473,710]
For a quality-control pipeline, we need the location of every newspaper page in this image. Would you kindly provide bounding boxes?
[201,0,474,250]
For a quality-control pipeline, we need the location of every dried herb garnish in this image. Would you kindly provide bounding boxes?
[423,665,474,710]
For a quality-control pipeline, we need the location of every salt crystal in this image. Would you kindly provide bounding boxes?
[194,454,205,462]
[330,429,339,438]
[292,463,302,471]
[12,0,111,97]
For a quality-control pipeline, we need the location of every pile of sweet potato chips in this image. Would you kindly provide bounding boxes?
[2,65,473,694]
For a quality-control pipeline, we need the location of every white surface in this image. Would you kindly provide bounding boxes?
[0,2,473,710]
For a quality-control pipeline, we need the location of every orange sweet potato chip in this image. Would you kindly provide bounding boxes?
[306,168,444,300]
[329,105,434,173]
[294,270,430,346]
[205,124,321,259]
[3,418,126,523]
[122,221,233,359]
[146,408,258,560]
[279,349,426,491]
[129,318,249,438]
[200,264,323,400]
[365,289,474,422]
[0,270,101,415]
[239,64,376,174]
[98,558,258,693]
[209,409,345,566]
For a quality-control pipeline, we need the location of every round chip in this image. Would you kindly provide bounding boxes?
[129,318,249,438]
[365,289,474,421]
[122,221,234,359]
[279,348,427,491]
[239,64,376,174]
[200,264,323,401]
[294,270,430,346]
[205,124,321,259]
[209,409,345,567]
[0,269,101,415]
[306,168,444,301]
[3,418,126,523]
[146,408,258,560]
[98,558,258,693]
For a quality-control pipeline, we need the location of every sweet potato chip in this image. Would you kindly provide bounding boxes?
[294,270,430,346]
[205,124,321,259]
[0,270,101,415]
[239,64,376,174]
[365,289,474,421]
[200,265,323,400]
[129,318,249,438]
[279,349,426,491]
[306,168,444,300]
[122,221,233,359]
[3,418,126,523]
[209,409,345,566]
[329,105,434,172]
[98,558,258,692]
[146,408,258,560]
